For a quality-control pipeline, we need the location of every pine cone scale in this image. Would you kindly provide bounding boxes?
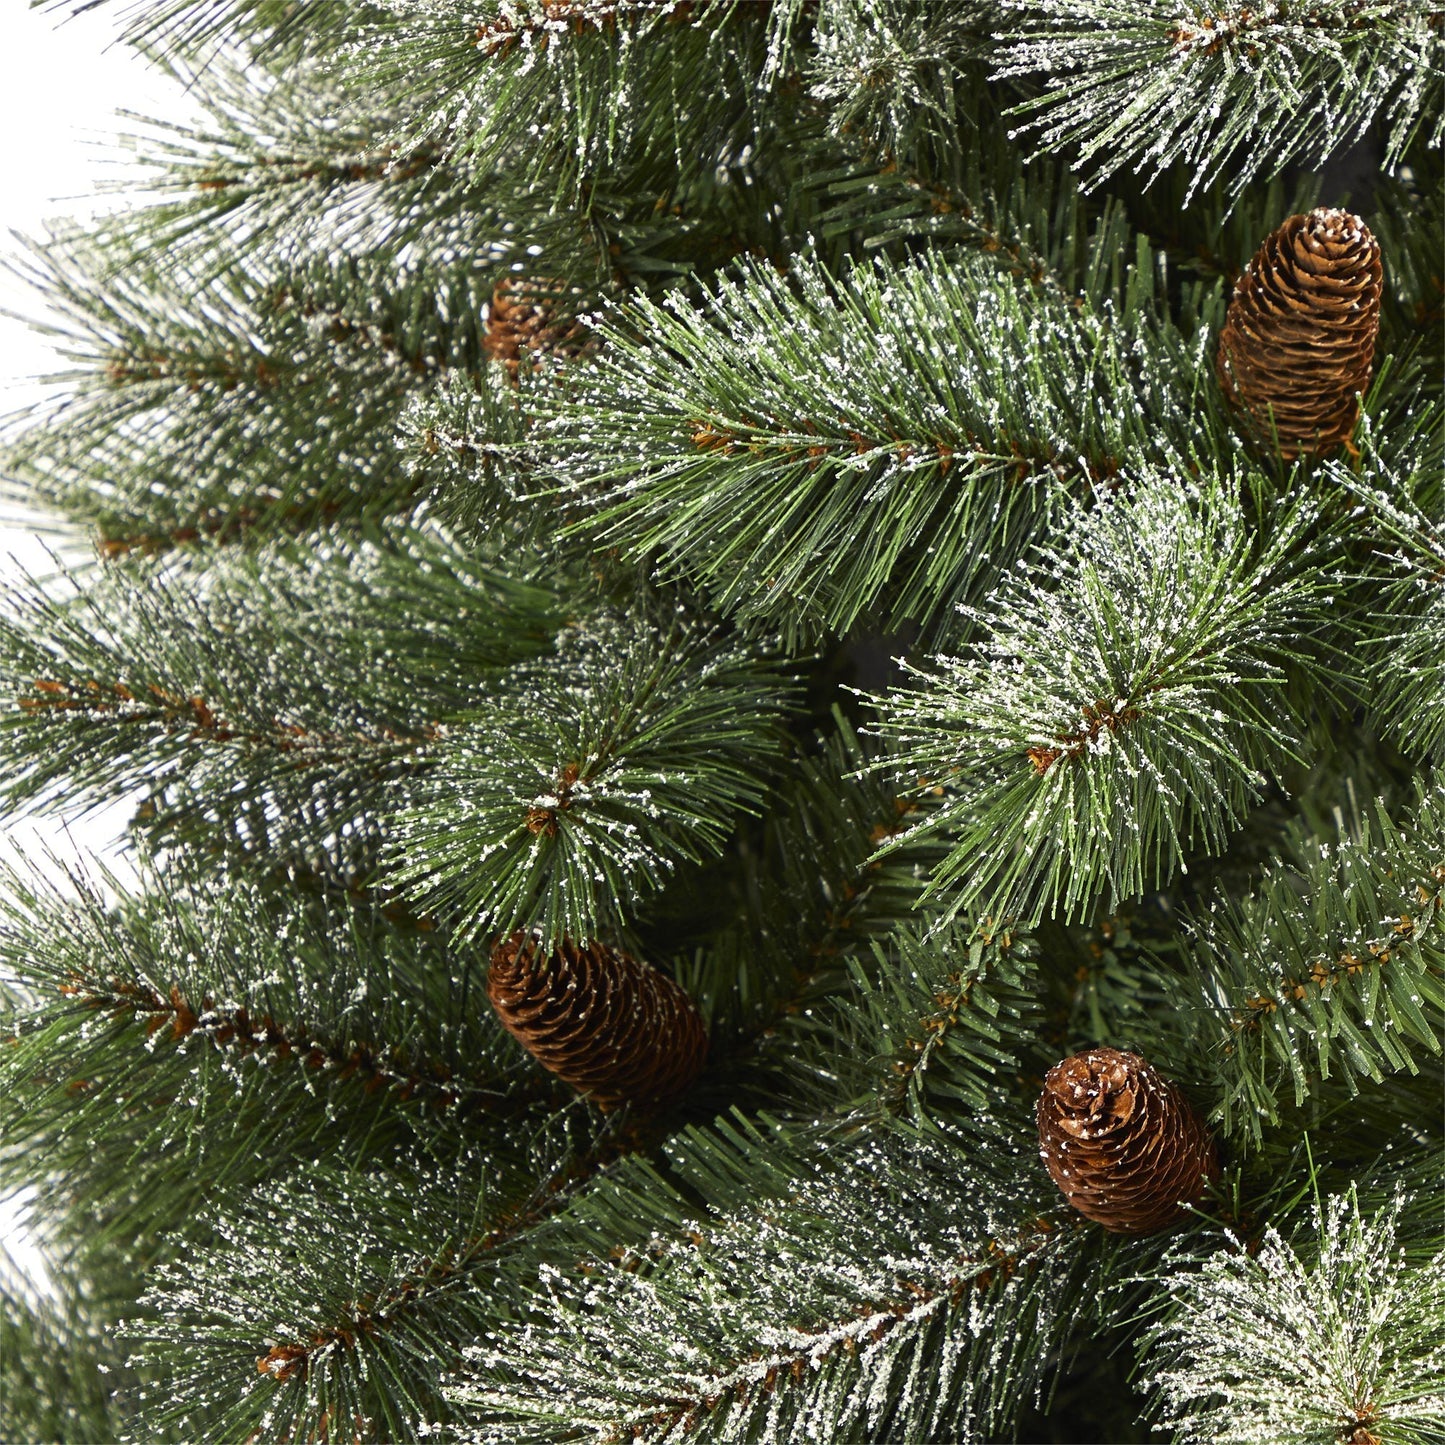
[483,276,593,377]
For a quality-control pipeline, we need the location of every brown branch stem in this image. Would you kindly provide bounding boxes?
[56,974,505,1112]
[689,419,1123,492]
[630,1217,1057,1436]
[15,677,441,759]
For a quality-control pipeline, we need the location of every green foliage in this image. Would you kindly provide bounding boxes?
[449,1122,1089,1444]
[0,529,557,871]
[1,241,490,552]
[127,1160,496,1443]
[0,854,553,1264]
[343,1,808,203]
[1171,784,1445,1146]
[1144,1184,1445,1445]
[667,709,937,1060]
[1368,160,1445,396]
[398,368,558,546]
[996,0,1445,202]
[386,611,798,946]
[537,237,1229,645]
[93,47,807,300]
[82,57,459,277]
[0,1257,144,1445]
[38,0,373,62]
[871,470,1331,925]
[837,916,1043,1122]
[806,0,992,162]
[3,3,1443,1443]
[1342,471,1445,763]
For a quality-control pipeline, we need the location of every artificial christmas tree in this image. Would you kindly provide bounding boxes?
[0,2,1441,1443]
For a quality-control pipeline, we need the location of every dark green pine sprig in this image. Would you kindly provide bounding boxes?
[82,48,479,281]
[339,0,809,203]
[870,469,1336,927]
[82,41,809,306]
[1338,465,1445,763]
[534,237,1232,647]
[0,852,556,1263]
[0,528,562,874]
[1140,1162,1445,1445]
[386,608,800,948]
[0,1245,141,1445]
[1164,783,1445,1148]
[994,0,1445,202]
[1,239,493,557]
[448,1119,1097,1445]
[397,368,557,548]
[655,709,943,1067]
[0,849,629,1445]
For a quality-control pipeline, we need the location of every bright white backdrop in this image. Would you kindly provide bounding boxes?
[0,1,200,1295]
[1,4,200,872]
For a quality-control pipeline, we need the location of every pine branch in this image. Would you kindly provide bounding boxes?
[0,1255,149,1444]
[673,711,943,1057]
[870,470,1333,926]
[805,0,993,164]
[536,241,1230,645]
[386,610,798,947]
[1169,785,1445,1146]
[449,1123,1093,1443]
[0,852,657,1442]
[0,530,559,866]
[340,1,811,203]
[1143,1184,1445,1445]
[670,711,1047,1114]
[121,1097,689,1442]
[839,916,1043,1124]
[398,368,564,547]
[803,123,1132,294]
[127,1161,506,1442]
[91,57,642,287]
[0,580,429,851]
[1340,464,1445,761]
[88,51,458,275]
[45,12,826,294]
[2,240,494,553]
[0,858,560,1253]
[994,0,1445,202]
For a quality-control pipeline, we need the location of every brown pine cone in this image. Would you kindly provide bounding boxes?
[487,933,708,1110]
[1217,207,1382,459]
[482,276,592,379]
[1037,1047,1217,1235]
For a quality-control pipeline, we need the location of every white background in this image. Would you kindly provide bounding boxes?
[1,1,199,1294]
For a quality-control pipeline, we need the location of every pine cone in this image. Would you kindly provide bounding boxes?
[483,276,592,378]
[487,933,708,1110]
[1037,1047,1217,1235]
[1217,207,1382,458]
